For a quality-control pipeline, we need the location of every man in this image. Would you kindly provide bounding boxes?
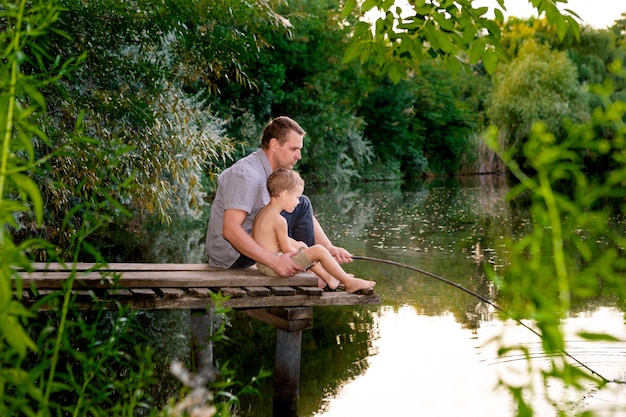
[206,116,352,277]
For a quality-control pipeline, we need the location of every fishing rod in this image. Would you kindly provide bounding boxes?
[352,255,613,383]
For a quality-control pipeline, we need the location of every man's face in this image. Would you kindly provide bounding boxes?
[272,130,303,170]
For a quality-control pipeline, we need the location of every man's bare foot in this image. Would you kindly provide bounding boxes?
[345,278,376,294]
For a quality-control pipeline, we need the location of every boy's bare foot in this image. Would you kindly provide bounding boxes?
[345,278,376,294]
[325,274,342,291]
[316,273,343,291]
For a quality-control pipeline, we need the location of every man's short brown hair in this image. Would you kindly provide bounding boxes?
[261,116,306,149]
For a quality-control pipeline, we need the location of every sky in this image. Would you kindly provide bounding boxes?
[474,0,625,29]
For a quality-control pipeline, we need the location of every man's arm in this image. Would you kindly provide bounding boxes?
[312,216,353,264]
[223,209,304,277]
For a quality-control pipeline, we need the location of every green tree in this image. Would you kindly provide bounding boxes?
[500,17,626,103]
[612,12,626,48]
[2,2,264,415]
[358,60,485,179]
[487,40,589,159]
[358,77,420,179]
[411,61,479,175]
[234,0,373,183]
[0,1,151,415]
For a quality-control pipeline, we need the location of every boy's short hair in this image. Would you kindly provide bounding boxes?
[267,168,304,197]
[261,116,306,149]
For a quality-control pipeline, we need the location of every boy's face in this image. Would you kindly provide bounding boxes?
[282,184,304,213]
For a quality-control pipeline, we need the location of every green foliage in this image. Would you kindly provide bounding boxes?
[1,3,261,417]
[500,17,626,105]
[0,2,76,412]
[0,2,150,414]
[488,40,590,156]
[358,78,420,178]
[485,74,626,415]
[27,0,241,234]
[412,62,481,174]
[21,306,156,417]
[241,0,373,183]
[358,61,482,178]
[341,0,580,81]
[13,0,294,243]
[566,28,621,85]
[613,13,626,47]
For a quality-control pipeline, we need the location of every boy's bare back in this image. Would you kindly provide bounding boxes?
[252,206,290,254]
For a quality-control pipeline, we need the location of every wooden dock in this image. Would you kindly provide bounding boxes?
[18,262,380,310]
[16,262,381,417]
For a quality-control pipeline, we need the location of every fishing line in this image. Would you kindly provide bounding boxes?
[352,255,614,383]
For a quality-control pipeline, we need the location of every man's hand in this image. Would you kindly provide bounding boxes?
[327,245,353,264]
[270,251,305,277]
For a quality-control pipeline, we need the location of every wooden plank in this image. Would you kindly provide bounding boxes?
[269,287,297,296]
[295,287,323,297]
[130,288,157,299]
[226,292,381,309]
[29,262,218,272]
[188,288,213,298]
[243,309,312,331]
[158,288,185,299]
[220,288,247,298]
[21,292,381,311]
[72,290,95,301]
[107,288,132,297]
[244,287,271,297]
[265,307,314,321]
[15,290,30,301]
[15,262,380,312]
[17,270,319,289]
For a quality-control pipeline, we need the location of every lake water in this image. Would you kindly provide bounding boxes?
[130,175,626,417]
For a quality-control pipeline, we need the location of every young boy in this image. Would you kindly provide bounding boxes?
[252,168,376,294]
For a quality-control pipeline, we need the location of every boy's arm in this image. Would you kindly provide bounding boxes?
[275,218,297,254]
[224,209,303,276]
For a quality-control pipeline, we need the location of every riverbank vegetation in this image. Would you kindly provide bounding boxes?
[9,0,626,229]
[2,0,626,415]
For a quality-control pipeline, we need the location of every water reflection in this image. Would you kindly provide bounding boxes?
[312,306,626,417]
[304,176,626,417]
[112,175,625,416]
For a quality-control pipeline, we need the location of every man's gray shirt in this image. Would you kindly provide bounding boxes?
[206,149,273,268]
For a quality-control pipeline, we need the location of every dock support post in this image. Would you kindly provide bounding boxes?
[273,328,302,417]
[240,307,315,417]
[190,309,214,372]
[243,307,313,417]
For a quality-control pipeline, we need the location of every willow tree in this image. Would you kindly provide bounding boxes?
[22,0,297,250]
